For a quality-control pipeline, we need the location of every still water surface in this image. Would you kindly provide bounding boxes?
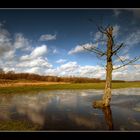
[0,88,140,131]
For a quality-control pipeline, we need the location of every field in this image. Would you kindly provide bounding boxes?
[0,80,140,94]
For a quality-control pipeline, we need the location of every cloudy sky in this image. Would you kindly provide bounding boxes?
[0,9,140,80]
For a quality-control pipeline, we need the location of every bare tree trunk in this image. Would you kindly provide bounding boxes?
[103,27,113,106]
[93,27,113,108]
[103,67,112,106]
[102,61,113,106]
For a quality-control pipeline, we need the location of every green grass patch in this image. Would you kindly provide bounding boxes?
[0,82,140,94]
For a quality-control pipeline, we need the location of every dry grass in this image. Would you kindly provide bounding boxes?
[0,82,139,94]
[0,81,68,87]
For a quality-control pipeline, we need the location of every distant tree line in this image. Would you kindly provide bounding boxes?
[0,69,125,83]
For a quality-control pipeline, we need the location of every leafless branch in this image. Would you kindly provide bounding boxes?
[112,43,124,55]
[97,54,106,61]
[83,46,106,57]
[113,56,140,70]
[115,53,125,65]
[83,46,102,56]
[97,26,108,35]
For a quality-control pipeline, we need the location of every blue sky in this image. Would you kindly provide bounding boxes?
[0,9,140,80]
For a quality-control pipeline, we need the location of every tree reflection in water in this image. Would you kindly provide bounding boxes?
[93,105,114,130]
[102,106,114,130]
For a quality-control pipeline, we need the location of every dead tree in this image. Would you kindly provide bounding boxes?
[84,25,140,108]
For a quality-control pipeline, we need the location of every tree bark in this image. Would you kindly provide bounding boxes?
[102,61,112,106]
[93,26,113,108]
[103,27,113,106]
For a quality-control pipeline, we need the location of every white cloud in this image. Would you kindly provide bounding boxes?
[17,57,52,68]
[45,61,105,78]
[30,45,47,59]
[3,55,52,75]
[78,65,105,78]
[0,23,52,75]
[45,61,80,76]
[0,24,32,62]
[56,59,67,64]
[13,33,31,50]
[4,50,15,60]
[68,45,84,55]
[68,43,97,55]
[0,24,12,56]
[39,34,56,41]
[20,45,47,61]
[25,67,41,74]
[59,61,79,72]
[18,45,52,74]
[46,61,80,76]
[113,65,140,81]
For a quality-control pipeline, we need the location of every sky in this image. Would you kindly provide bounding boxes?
[0,9,140,81]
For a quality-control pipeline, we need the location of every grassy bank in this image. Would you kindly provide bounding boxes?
[0,82,140,94]
[0,120,41,130]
